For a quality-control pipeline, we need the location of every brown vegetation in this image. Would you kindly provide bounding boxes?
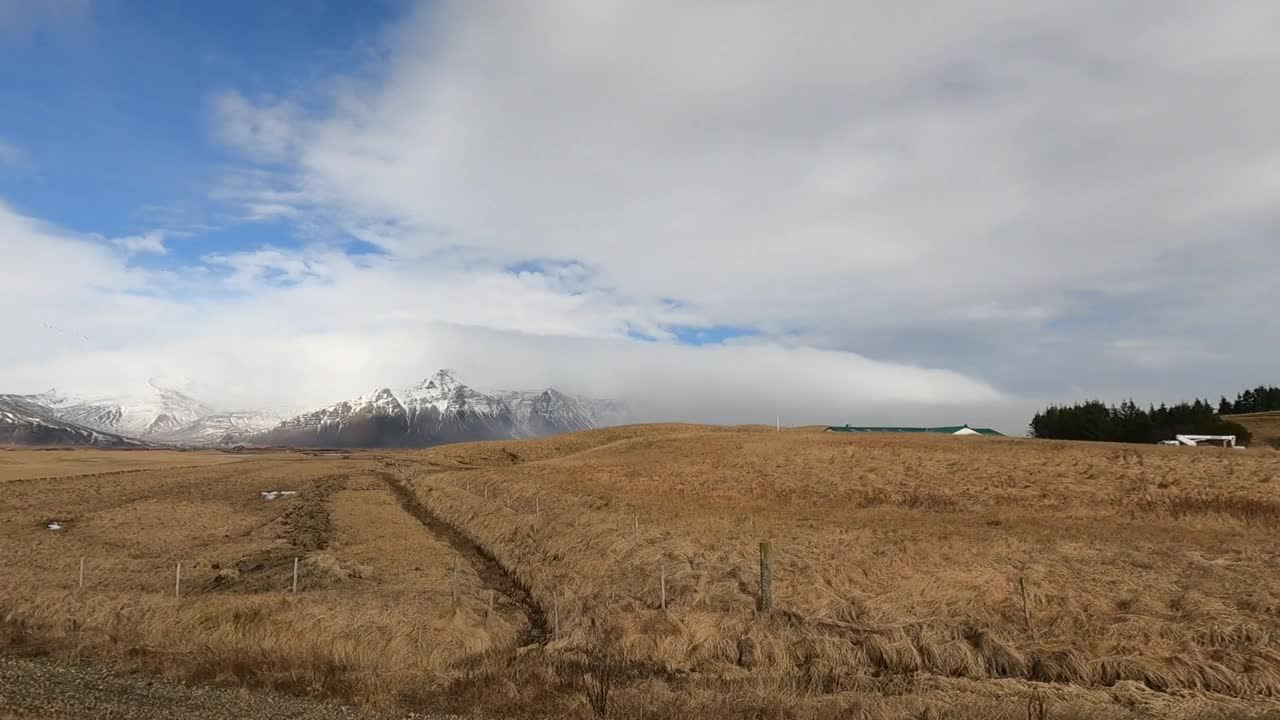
[0,457,523,707]
[0,447,250,483]
[3,427,1280,718]
[1225,412,1280,449]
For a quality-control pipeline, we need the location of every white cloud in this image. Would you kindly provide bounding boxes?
[211,91,303,162]
[111,230,168,255]
[205,0,1279,400]
[1,200,1009,425]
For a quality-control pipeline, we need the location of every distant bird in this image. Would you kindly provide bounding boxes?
[41,321,88,342]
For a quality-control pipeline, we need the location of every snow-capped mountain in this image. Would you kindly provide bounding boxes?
[2,370,620,448]
[148,410,285,446]
[498,388,624,436]
[255,369,622,448]
[0,395,146,447]
[23,379,216,438]
[4,379,282,447]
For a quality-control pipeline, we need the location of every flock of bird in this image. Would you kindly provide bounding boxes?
[41,321,89,343]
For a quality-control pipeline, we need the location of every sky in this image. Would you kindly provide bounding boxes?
[1,0,1277,433]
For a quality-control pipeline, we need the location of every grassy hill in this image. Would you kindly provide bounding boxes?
[1223,411,1280,448]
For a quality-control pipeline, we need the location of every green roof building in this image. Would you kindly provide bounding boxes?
[824,424,1004,437]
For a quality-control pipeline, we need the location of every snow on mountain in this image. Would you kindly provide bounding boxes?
[3,370,621,448]
[257,369,622,448]
[401,370,517,442]
[6,379,282,447]
[497,388,623,436]
[0,395,147,447]
[22,379,216,438]
[148,410,285,445]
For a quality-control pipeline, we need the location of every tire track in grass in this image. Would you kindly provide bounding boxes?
[373,470,548,646]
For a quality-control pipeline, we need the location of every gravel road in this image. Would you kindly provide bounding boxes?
[0,655,443,720]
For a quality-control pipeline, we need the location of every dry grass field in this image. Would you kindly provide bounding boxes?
[0,447,249,482]
[0,453,526,711]
[1227,412,1280,449]
[3,426,1280,719]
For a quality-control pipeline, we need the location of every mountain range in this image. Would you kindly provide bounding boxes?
[0,371,622,448]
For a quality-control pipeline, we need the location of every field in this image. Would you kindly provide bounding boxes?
[2,428,1280,719]
[0,447,249,482]
[1227,412,1280,449]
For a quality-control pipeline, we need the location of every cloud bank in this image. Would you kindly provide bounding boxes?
[5,1,1280,433]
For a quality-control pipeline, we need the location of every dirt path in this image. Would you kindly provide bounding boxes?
[374,470,549,645]
[0,655,440,720]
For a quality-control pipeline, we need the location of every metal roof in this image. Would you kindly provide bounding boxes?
[824,424,1004,436]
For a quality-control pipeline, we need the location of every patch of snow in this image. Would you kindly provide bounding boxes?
[261,491,299,501]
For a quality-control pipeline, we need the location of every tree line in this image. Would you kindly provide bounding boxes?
[1217,385,1280,415]
[1029,397,1253,445]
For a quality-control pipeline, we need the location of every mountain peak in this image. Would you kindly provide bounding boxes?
[410,369,461,387]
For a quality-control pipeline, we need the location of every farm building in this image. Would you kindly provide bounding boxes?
[825,424,1004,437]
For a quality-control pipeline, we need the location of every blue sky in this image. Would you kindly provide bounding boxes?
[0,1,402,252]
[1,1,1276,429]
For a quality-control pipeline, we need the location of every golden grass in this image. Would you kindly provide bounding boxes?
[1225,412,1280,449]
[0,457,522,708]
[394,429,1280,717]
[0,447,250,482]
[3,428,1280,718]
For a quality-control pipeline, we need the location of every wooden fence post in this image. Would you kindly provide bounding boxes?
[1018,575,1032,630]
[757,542,773,613]
[175,562,182,600]
[78,557,85,589]
[535,497,540,517]
[292,557,300,593]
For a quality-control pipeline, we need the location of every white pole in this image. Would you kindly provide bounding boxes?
[175,562,182,600]
[292,557,300,593]
[79,557,85,589]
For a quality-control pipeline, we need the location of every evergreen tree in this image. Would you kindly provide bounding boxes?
[1028,394,1253,445]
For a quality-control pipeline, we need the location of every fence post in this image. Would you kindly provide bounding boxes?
[757,542,773,613]
[535,497,540,517]
[175,562,182,600]
[1018,575,1032,630]
[292,557,300,593]
[79,557,85,589]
